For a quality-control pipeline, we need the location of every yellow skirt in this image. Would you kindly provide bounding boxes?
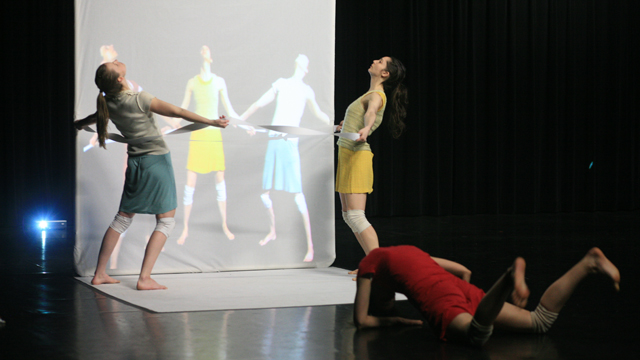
[335,147,374,194]
[186,141,225,174]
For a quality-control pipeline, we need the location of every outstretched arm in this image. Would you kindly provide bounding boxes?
[240,88,277,121]
[357,92,384,142]
[160,80,195,129]
[354,275,423,330]
[150,98,228,128]
[74,112,97,130]
[432,257,472,282]
[306,90,331,125]
[218,78,240,118]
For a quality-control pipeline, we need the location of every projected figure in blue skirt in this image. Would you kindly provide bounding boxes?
[241,54,331,262]
[173,45,240,245]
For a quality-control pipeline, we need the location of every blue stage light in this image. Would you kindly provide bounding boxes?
[32,219,67,239]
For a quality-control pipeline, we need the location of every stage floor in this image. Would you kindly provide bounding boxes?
[1,211,639,359]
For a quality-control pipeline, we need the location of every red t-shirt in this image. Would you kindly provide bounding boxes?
[358,245,486,340]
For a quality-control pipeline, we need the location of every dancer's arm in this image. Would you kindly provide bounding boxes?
[354,276,423,329]
[74,112,97,130]
[160,79,195,129]
[432,257,472,282]
[357,92,384,142]
[150,98,228,128]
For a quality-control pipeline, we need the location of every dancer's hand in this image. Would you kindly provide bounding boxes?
[335,120,344,132]
[212,115,230,128]
[357,316,423,329]
[356,128,369,142]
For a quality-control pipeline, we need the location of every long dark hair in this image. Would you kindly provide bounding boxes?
[382,57,408,139]
[94,64,121,148]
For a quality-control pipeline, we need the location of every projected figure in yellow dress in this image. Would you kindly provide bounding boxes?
[241,54,330,262]
[176,45,239,244]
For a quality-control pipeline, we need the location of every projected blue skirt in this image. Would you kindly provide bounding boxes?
[119,152,177,214]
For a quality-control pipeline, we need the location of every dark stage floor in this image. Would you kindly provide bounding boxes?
[1,211,639,359]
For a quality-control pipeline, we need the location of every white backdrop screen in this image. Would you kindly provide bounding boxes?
[74,0,336,276]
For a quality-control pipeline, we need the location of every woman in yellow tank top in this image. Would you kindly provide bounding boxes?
[335,56,408,271]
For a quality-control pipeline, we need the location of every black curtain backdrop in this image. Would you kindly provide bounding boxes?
[3,2,76,232]
[3,1,639,234]
[336,0,640,216]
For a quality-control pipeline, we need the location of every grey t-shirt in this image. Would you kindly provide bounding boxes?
[107,90,169,156]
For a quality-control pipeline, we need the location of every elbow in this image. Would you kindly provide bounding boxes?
[353,313,362,329]
[353,313,368,330]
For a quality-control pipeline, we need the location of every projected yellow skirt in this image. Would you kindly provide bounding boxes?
[186,141,226,174]
[335,147,374,194]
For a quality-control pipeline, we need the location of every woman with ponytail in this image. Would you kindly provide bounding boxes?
[75,60,229,290]
[335,56,408,266]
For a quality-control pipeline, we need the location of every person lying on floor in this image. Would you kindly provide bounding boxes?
[353,245,620,345]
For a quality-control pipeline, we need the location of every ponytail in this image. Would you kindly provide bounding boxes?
[96,93,110,148]
[382,57,408,139]
[94,63,121,149]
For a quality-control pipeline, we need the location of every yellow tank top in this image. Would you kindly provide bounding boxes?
[336,90,387,152]
[190,75,223,142]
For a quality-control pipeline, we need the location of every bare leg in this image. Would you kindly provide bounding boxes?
[109,233,124,270]
[295,193,314,262]
[177,171,197,245]
[539,247,620,312]
[259,191,276,245]
[92,211,135,285]
[215,171,235,240]
[137,209,176,290]
[447,258,529,340]
[494,247,620,332]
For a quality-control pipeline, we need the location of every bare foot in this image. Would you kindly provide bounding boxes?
[91,273,120,285]
[259,231,276,246]
[303,250,314,262]
[510,257,530,308]
[223,226,235,240]
[137,277,167,290]
[177,228,188,245]
[587,247,620,291]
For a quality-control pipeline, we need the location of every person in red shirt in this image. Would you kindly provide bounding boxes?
[354,245,620,345]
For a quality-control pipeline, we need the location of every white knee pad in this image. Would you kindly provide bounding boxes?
[109,214,133,234]
[183,185,195,206]
[260,192,273,208]
[467,318,494,346]
[154,217,175,238]
[294,193,308,213]
[342,211,357,233]
[215,180,227,202]
[530,304,558,333]
[346,209,371,234]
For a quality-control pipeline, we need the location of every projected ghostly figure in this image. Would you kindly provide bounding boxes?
[175,45,239,244]
[241,54,330,262]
